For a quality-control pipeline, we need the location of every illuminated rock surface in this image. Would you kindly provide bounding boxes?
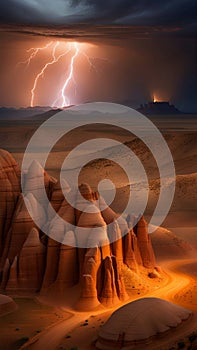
[0,150,158,309]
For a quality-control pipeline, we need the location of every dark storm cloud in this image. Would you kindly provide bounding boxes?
[1,24,186,45]
[70,0,197,27]
[0,0,196,31]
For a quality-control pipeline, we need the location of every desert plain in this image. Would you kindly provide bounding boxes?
[0,107,196,350]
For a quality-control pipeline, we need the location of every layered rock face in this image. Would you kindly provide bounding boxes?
[0,149,156,309]
[0,150,21,257]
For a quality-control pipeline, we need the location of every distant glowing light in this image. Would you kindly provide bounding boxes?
[153,94,162,102]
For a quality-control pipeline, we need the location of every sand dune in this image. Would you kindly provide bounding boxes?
[150,226,196,261]
[171,227,197,249]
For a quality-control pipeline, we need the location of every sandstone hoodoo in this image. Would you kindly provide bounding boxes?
[96,298,192,349]
[17,227,46,292]
[0,149,21,257]
[0,149,158,310]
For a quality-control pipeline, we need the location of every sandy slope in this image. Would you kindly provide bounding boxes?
[171,227,197,249]
[0,299,70,350]
[150,226,196,261]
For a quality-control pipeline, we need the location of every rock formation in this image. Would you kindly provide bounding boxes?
[136,216,156,268]
[0,258,10,290]
[5,256,18,293]
[77,247,101,310]
[41,237,60,291]
[1,193,44,268]
[138,101,180,115]
[0,294,17,316]
[0,149,157,310]
[17,228,46,292]
[123,229,138,271]
[53,231,78,291]
[99,256,128,308]
[0,149,21,257]
[48,179,71,219]
[23,159,54,206]
[96,298,192,349]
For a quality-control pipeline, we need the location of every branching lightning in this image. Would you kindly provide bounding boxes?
[81,52,99,73]
[18,40,101,107]
[54,42,79,108]
[17,42,53,69]
[51,42,98,108]
[30,41,72,107]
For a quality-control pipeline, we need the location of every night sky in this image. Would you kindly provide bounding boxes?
[0,0,196,111]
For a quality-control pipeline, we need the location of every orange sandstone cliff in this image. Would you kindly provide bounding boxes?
[0,149,156,309]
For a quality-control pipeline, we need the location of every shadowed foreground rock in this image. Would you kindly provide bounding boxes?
[0,150,21,257]
[0,150,157,310]
[0,294,17,316]
[96,298,192,349]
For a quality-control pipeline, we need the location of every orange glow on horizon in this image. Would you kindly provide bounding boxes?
[153,93,162,102]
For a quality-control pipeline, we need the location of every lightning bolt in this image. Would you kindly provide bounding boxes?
[52,42,98,108]
[81,52,99,73]
[17,42,53,69]
[60,43,79,107]
[18,40,105,108]
[30,42,72,107]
